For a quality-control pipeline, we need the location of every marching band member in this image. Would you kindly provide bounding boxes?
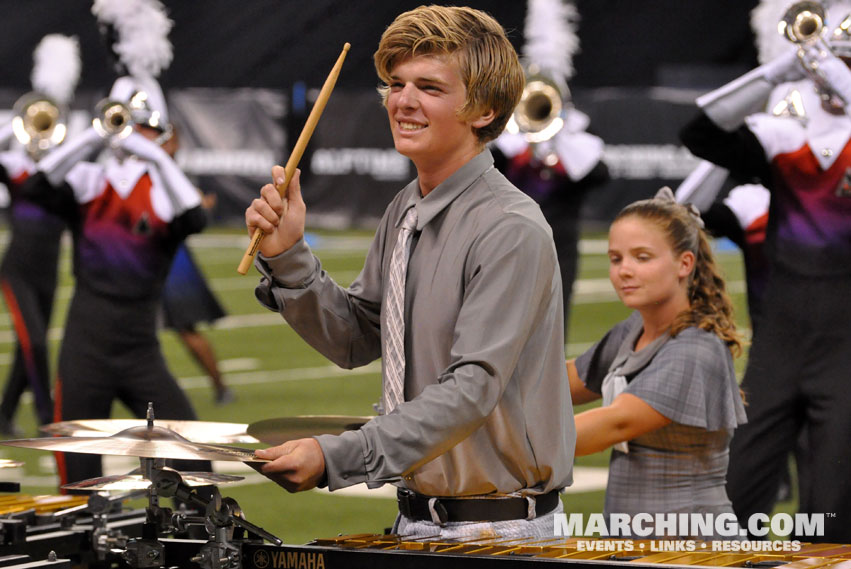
[0,35,80,434]
[492,0,609,338]
[674,0,815,334]
[568,189,747,539]
[246,5,575,539]
[27,83,208,486]
[680,0,851,541]
[20,0,209,485]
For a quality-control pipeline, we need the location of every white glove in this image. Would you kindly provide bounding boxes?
[117,131,200,212]
[117,130,170,163]
[37,127,105,186]
[697,48,807,131]
[762,49,807,85]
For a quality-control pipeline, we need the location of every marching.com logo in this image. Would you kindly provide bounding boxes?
[554,513,825,538]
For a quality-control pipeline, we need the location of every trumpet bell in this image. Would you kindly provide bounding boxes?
[11,93,67,156]
[778,1,846,107]
[779,1,826,44]
[513,79,564,142]
[92,98,133,140]
[508,76,568,144]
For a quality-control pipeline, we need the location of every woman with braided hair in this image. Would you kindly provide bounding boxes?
[567,188,747,538]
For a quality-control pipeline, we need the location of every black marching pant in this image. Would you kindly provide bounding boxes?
[56,287,209,486]
[726,268,851,542]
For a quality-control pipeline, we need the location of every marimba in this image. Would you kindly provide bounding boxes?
[239,534,851,569]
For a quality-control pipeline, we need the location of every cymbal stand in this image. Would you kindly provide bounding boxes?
[118,458,281,569]
[190,492,241,569]
[150,467,281,569]
[121,455,170,569]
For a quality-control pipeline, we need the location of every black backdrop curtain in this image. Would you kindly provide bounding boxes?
[0,0,760,226]
[0,0,758,91]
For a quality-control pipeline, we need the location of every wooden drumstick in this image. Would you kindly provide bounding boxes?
[237,42,351,274]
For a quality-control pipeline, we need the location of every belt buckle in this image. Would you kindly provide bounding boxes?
[397,489,414,519]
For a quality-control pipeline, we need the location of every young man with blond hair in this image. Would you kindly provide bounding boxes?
[246,5,575,538]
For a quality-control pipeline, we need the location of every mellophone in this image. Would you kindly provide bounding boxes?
[1,408,848,569]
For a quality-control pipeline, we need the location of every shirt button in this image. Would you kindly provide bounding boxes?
[822,148,834,157]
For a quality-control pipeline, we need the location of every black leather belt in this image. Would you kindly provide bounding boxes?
[396,488,560,524]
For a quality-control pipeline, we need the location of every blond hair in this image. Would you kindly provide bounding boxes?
[373,5,524,144]
[614,198,744,358]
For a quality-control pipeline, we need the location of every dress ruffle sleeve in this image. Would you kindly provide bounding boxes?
[624,327,747,431]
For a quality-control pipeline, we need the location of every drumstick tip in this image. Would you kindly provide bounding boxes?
[343,42,351,52]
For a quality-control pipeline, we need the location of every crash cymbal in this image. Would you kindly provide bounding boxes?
[41,419,257,444]
[247,415,373,446]
[1,425,268,463]
[0,459,23,469]
[62,469,244,491]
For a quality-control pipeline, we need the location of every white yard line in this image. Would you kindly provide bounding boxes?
[0,277,746,342]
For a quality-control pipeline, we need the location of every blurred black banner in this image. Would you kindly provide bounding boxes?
[0,85,704,228]
[0,0,758,227]
[167,88,287,224]
[0,1,757,93]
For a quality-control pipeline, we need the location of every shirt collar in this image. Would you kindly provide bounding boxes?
[393,148,494,230]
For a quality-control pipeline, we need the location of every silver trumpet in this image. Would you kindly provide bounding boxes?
[779,0,845,107]
[11,92,67,158]
[779,0,825,43]
[92,98,133,140]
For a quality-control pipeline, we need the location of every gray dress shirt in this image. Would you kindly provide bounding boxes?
[255,149,575,498]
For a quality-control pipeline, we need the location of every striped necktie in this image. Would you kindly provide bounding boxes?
[384,206,418,413]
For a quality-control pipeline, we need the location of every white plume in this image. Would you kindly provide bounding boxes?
[31,34,81,105]
[92,0,173,78]
[523,0,580,83]
[751,0,795,64]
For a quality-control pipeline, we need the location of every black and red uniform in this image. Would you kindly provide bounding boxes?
[0,151,62,428]
[25,152,206,485]
[682,99,851,541]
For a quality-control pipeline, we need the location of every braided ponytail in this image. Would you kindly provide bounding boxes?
[671,228,743,357]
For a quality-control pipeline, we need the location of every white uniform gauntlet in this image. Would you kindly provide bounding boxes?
[697,50,805,131]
